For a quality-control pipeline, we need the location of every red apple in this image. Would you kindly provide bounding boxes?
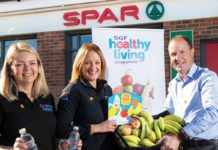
[120,124,132,136]
[131,119,141,129]
[121,74,133,86]
[133,83,144,95]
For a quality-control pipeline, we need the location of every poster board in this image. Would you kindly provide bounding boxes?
[92,28,166,115]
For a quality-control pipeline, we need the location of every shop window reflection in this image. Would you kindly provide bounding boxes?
[0,38,36,68]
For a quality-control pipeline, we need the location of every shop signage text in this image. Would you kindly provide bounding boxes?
[63,5,139,26]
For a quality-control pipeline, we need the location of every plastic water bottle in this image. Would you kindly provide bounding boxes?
[68,126,80,150]
[19,128,38,150]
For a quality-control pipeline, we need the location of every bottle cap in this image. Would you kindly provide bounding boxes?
[19,128,26,134]
[73,126,79,131]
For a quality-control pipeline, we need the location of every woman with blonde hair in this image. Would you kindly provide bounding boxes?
[56,43,119,150]
[0,41,57,150]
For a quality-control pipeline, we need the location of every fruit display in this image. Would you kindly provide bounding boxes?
[121,74,133,86]
[114,73,146,95]
[113,73,154,113]
[115,111,186,149]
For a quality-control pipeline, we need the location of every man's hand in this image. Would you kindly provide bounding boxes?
[161,134,181,150]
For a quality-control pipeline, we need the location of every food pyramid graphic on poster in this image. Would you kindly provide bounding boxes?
[108,92,142,125]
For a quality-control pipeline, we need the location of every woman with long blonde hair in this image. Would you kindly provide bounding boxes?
[0,41,57,150]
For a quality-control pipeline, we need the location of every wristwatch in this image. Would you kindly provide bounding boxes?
[178,129,189,141]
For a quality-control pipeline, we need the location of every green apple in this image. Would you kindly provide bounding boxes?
[123,85,133,93]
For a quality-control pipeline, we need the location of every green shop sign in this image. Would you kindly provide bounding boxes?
[146,1,164,20]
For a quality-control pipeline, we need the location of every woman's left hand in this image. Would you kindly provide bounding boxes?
[58,140,69,150]
[58,139,82,150]
[77,140,82,150]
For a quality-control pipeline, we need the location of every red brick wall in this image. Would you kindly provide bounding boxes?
[37,31,66,105]
[163,17,218,91]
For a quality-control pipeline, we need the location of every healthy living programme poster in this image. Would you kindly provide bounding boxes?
[92,28,166,117]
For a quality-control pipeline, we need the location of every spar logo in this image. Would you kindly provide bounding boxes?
[146,1,164,20]
[108,36,151,64]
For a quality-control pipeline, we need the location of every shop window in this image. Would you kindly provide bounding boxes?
[65,30,92,82]
[0,36,36,68]
[72,34,92,60]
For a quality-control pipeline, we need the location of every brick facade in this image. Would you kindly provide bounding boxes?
[37,31,66,105]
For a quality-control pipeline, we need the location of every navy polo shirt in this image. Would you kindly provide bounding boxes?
[0,92,57,150]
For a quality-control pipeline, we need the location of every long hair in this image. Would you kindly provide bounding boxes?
[71,43,106,82]
[0,41,49,101]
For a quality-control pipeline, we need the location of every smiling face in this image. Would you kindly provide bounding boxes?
[168,37,194,79]
[82,50,101,87]
[10,51,39,88]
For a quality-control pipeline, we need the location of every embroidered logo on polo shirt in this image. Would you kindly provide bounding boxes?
[20,104,25,109]
[60,93,69,101]
[39,104,53,112]
[89,97,94,101]
[60,83,72,101]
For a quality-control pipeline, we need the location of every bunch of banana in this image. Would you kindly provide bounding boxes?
[163,114,186,134]
[123,135,141,147]
[115,111,187,148]
[138,111,154,129]
[131,114,147,139]
[138,113,186,147]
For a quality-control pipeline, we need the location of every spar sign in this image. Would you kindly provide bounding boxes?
[92,28,165,114]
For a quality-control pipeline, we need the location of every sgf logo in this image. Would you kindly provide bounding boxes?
[146,1,164,20]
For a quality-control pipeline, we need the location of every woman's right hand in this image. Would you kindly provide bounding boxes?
[12,137,28,150]
[91,120,117,134]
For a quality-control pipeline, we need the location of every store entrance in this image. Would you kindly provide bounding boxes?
[205,42,218,74]
[201,39,218,75]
